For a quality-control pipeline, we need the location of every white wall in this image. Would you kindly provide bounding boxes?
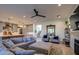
[34,20,66,41]
[23,24,33,35]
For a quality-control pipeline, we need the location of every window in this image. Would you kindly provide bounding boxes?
[36,25,42,33]
[46,25,55,35]
[48,29,54,33]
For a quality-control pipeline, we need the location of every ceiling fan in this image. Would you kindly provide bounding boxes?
[31,9,46,18]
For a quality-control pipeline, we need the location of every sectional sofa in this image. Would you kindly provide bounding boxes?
[0,37,36,55]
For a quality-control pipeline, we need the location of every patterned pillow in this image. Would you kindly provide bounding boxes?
[3,39,15,48]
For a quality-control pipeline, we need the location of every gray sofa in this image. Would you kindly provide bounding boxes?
[11,37,36,49]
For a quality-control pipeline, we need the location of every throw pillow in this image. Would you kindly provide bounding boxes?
[2,39,15,48]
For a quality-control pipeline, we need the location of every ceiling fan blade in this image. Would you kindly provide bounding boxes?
[31,9,46,18]
[38,14,46,17]
[34,9,38,13]
[31,15,36,18]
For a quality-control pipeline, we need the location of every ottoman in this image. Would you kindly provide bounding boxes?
[29,41,53,54]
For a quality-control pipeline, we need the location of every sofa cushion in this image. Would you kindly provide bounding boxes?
[43,35,48,38]
[23,37,28,42]
[3,39,15,48]
[10,47,35,55]
[11,38,23,44]
[50,39,59,43]
[53,36,59,40]
[0,48,14,55]
[0,47,6,52]
[23,37,36,42]
[24,37,32,42]
[42,38,49,42]
[14,50,35,55]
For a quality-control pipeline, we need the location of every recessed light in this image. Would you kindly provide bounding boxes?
[10,16,13,19]
[57,15,61,18]
[23,16,26,18]
[58,4,61,6]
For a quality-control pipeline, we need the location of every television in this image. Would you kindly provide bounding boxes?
[75,21,79,30]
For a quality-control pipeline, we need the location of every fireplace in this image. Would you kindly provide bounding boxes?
[74,39,79,54]
[75,21,79,30]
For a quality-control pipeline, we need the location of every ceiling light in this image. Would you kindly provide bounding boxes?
[23,16,26,18]
[58,4,61,6]
[57,15,61,18]
[18,25,23,28]
[9,16,14,19]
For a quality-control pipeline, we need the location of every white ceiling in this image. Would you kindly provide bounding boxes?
[0,4,78,25]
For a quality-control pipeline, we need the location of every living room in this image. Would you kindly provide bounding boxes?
[0,4,79,55]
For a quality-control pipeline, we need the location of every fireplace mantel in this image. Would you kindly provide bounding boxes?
[70,31,79,37]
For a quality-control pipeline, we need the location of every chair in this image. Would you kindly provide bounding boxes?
[42,35,49,42]
[49,36,60,44]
